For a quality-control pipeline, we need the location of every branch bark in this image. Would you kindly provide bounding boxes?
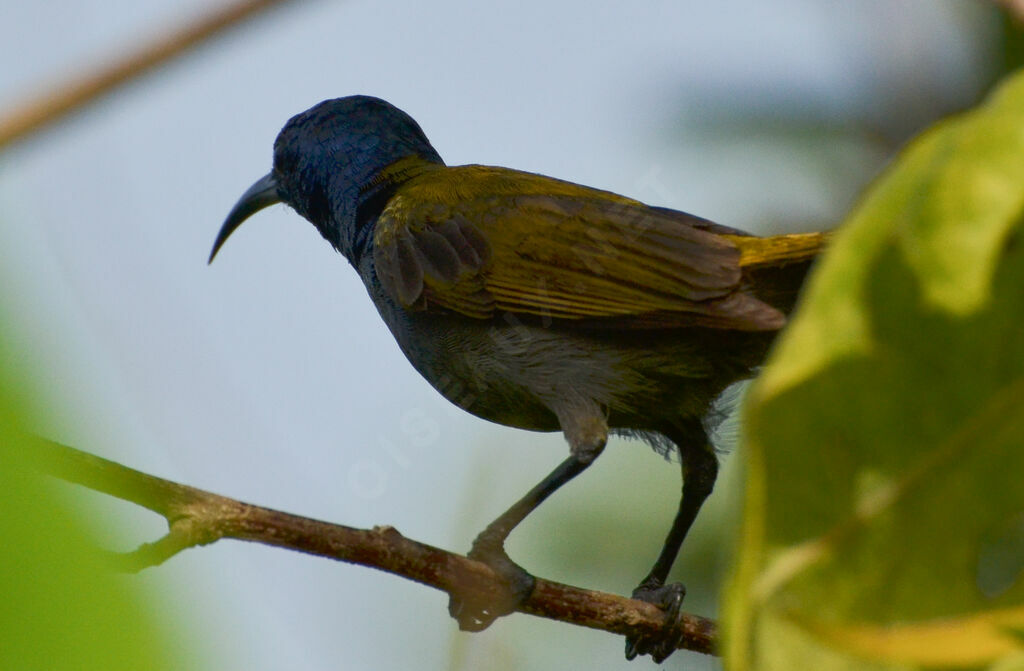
[30,437,717,657]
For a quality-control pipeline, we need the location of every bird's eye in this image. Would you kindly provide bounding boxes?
[274,146,299,176]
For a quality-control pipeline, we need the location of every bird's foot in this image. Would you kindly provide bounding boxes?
[625,579,687,663]
[448,543,535,632]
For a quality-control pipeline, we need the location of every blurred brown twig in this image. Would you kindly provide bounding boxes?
[0,0,301,152]
[997,0,1024,22]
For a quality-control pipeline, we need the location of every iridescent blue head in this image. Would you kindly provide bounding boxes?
[209,96,444,264]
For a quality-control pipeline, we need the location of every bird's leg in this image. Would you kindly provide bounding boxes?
[449,407,607,632]
[625,425,718,663]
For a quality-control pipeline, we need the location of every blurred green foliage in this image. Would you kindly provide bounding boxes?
[0,333,181,670]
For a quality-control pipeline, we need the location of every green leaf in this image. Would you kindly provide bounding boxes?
[0,334,183,669]
[724,70,1024,670]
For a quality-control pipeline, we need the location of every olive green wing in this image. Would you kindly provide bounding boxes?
[373,168,787,330]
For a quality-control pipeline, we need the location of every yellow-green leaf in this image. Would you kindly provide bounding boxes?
[725,70,1024,670]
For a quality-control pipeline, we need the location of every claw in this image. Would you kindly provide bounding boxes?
[625,581,687,662]
[448,545,535,631]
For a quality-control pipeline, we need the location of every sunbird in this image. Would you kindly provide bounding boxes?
[210,96,826,662]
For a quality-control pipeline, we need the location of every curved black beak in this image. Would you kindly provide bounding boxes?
[208,173,281,263]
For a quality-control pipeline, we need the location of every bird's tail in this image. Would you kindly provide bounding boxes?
[727,231,830,316]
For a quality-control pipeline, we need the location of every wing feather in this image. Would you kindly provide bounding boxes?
[373,165,787,330]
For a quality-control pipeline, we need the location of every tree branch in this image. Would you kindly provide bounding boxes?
[30,437,717,657]
[996,0,1024,22]
[0,0,304,151]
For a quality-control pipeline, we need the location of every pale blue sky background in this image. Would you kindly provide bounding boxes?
[0,1,999,669]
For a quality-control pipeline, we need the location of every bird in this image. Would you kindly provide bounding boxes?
[209,95,827,662]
